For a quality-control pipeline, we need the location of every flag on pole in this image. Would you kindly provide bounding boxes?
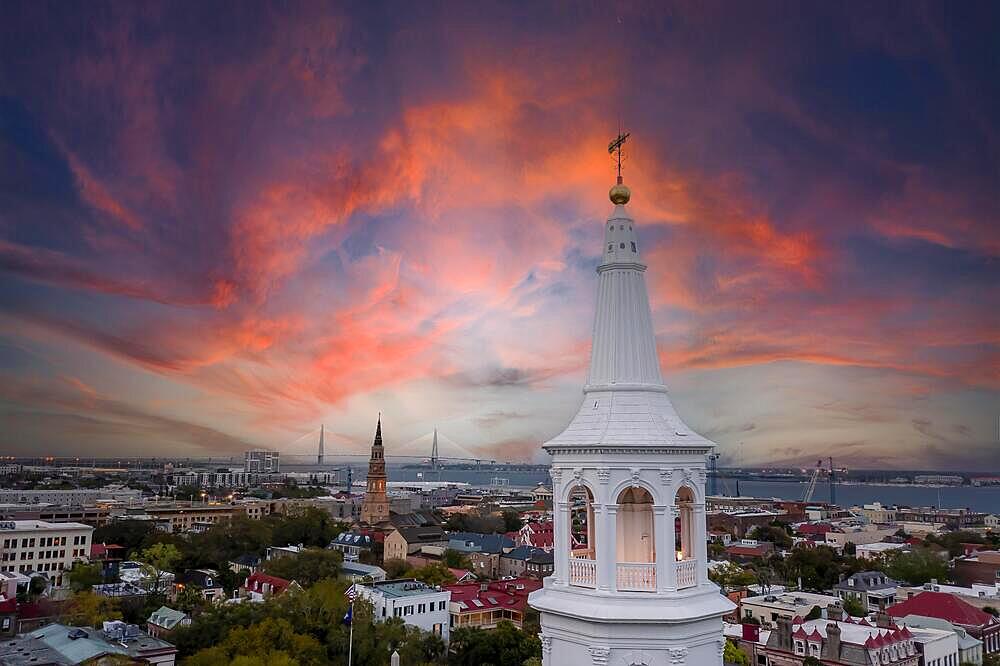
[345,584,357,601]
[342,605,352,626]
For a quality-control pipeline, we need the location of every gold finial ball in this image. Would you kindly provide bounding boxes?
[609,182,631,205]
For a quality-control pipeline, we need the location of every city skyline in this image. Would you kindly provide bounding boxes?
[1,3,997,469]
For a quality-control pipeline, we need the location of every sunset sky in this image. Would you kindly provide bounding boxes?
[1,2,997,469]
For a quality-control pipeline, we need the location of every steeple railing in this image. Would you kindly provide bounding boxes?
[568,557,597,588]
[616,562,656,591]
[676,558,697,589]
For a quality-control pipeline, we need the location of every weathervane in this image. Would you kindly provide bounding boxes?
[608,130,631,184]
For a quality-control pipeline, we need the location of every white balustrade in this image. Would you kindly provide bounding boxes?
[616,562,656,591]
[568,557,597,588]
[676,558,697,589]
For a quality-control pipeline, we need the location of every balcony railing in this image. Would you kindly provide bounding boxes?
[616,562,656,591]
[568,557,597,588]
[676,558,697,589]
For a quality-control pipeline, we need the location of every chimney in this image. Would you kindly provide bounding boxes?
[824,622,841,661]
[827,601,844,622]
[875,611,891,628]
[776,616,793,650]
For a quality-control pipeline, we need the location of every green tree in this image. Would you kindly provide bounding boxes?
[751,525,792,549]
[724,639,750,665]
[501,510,523,532]
[443,549,473,570]
[93,519,157,553]
[709,562,756,590]
[133,542,182,593]
[882,547,948,585]
[805,605,822,620]
[268,507,344,549]
[383,558,410,579]
[843,595,866,617]
[263,548,342,586]
[450,621,541,666]
[184,617,325,665]
[66,591,122,627]
[67,562,104,592]
[175,584,209,614]
[406,562,456,587]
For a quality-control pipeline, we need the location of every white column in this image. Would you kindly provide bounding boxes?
[693,502,708,584]
[601,504,618,591]
[654,505,670,592]
[666,505,679,590]
[553,501,570,585]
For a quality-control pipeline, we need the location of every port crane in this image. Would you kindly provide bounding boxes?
[802,459,824,502]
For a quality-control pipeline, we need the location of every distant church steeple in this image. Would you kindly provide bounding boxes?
[360,415,390,525]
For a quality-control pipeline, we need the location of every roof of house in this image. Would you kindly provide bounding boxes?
[887,591,997,628]
[834,572,898,592]
[364,579,447,599]
[448,568,475,582]
[90,543,124,559]
[0,622,176,664]
[502,545,545,562]
[244,572,295,595]
[175,569,219,588]
[393,525,446,544]
[445,578,543,613]
[147,606,189,630]
[726,543,773,557]
[527,551,554,565]
[895,615,984,649]
[231,553,262,566]
[447,532,515,554]
[330,531,375,548]
[340,562,387,578]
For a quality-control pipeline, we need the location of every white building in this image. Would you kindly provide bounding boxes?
[528,169,734,665]
[0,487,143,506]
[0,520,93,588]
[739,591,841,627]
[856,541,908,560]
[907,624,960,666]
[355,579,450,642]
[244,450,280,474]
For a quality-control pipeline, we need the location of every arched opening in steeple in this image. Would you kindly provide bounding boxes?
[566,484,596,588]
[674,486,695,560]
[616,486,656,591]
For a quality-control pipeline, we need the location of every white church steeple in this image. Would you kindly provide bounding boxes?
[529,136,734,666]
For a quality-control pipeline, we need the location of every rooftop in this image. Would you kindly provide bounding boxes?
[0,520,91,531]
[365,579,446,599]
[887,591,998,628]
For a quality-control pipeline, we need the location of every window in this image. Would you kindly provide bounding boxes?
[418,604,425,613]
[439,601,446,610]
[619,243,625,249]
[608,244,613,252]
[630,242,637,252]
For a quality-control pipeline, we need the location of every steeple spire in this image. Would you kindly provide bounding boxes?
[360,414,389,524]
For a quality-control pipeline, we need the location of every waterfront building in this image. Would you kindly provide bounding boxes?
[528,161,733,663]
[0,520,93,589]
[243,449,280,474]
[354,579,450,642]
[360,417,390,525]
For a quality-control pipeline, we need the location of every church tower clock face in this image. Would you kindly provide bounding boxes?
[527,137,734,666]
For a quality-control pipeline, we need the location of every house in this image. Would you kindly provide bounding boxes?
[266,544,304,560]
[499,546,548,578]
[834,572,899,612]
[895,614,985,665]
[355,579,450,642]
[516,522,554,551]
[173,568,224,603]
[739,592,841,627]
[328,531,377,562]
[899,579,1000,611]
[445,578,543,631]
[229,553,262,575]
[146,606,191,638]
[119,560,175,593]
[242,571,301,601]
[89,542,126,582]
[383,526,447,562]
[887,591,1000,655]
[524,550,553,579]
[761,612,920,665]
[954,550,1000,586]
[724,539,774,562]
[824,526,900,551]
[0,621,178,665]
[447,532,515,579]
[341,561,387,583]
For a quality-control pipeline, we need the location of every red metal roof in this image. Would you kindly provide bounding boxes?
[244,572,294,595]
[444,578,542,614]
[887,591,995,628]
